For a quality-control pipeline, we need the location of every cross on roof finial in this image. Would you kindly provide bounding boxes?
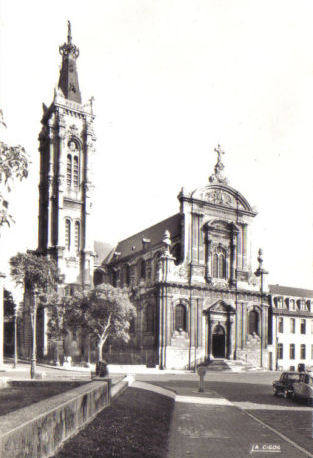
[67,20,72,44]
[214,144,225,163]
[209,144,228,184]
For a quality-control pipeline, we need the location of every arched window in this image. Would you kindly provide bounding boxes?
[125,264,131,286]
[140,259,146,279]
[145,304,155,333]
[249,310,258,335]
[218,254,226,279]
[73,156,79,187]
[67,155,72,187]
[94,270,104,286]
[171,243,182,265]
[74,221,80,251]
[67,141,80,189]
[213,248,227,279]
[112,270,119,287]
[65,219,71,250]
[213,254,219,277]
[175,304,187,332]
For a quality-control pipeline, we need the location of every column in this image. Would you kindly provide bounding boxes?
[242,224,248,270]
[230,228,237,286]
[205,233,212,281]
[227,317,233,359]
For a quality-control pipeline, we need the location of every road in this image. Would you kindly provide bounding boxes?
[136,371,313,456]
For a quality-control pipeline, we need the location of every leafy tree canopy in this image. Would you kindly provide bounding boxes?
[48,283,136,361]
[10,251,59,292]
[0,110,29,227]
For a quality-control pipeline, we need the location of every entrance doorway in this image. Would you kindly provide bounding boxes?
[212,325,225,358]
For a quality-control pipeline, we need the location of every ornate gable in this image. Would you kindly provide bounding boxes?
[191,184,255,213]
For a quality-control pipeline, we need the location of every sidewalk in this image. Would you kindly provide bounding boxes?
[132,381,312,458]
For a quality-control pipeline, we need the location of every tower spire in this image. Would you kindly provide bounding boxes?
[58,21,82,103]
[67,20,72,44]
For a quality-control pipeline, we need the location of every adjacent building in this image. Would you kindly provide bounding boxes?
[268,285,313,371]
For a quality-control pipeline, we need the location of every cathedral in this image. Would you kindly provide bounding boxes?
[18,24,313,371]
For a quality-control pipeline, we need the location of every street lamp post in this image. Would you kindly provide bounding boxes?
[254,249,268,368]
[13,303,18,369]
[30,288,39,379]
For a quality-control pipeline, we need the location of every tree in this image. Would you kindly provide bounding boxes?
[48,284,136,362]
[0,110,29,227]
[10,251,59,377]
[10,251,59,292]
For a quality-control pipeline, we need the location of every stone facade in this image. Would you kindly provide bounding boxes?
[38,23,95,292]
[97,146,271,369]
[19,23,96,362]
[18,26,313,370]
[267,285,313,371]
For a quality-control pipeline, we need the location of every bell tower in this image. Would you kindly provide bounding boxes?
[38,21,95,291]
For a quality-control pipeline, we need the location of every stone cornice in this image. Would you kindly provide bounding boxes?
[179,195,256,218]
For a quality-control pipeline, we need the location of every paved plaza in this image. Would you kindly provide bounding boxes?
[134,371,313,457]
[1,363,313,457]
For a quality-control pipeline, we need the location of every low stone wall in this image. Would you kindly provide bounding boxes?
[0,379,111,458]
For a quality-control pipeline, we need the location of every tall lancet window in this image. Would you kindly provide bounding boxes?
[73,156,79,187]
[67,140,80,189]
[74,221,80,251]
[65,219,71,250]
[67,155,72,187]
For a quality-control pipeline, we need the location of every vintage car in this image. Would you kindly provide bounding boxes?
[292,372,313,406]
[272,372,301,398]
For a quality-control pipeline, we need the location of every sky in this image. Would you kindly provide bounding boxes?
[0,0,312,290]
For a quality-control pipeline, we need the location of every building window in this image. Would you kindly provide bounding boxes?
[125,264,130,286]
[311,344,313,360]
[93,270,104,286]
[290,318,295,334]
[278,317,284,333]
[74,221,80,251]
[249,310,259,335]
[311,320,313,334]
[212,248,226,279]
[298,300,306,311]
[300,344,306,359]
[171,243,182,265]
[300,319,306,334]
[175,304,187,332]
[289,344,295,360]
[112,270,119,287]
[277,343,283,359]
[73,156,79,187]
[145,305,155,333]
[65,219,71,250]
[213,254,218,277]
[289,299,296,311]
[140,259,146,279]
[67,155,72,187]
[67,141,80,189]
[276,297,283,309]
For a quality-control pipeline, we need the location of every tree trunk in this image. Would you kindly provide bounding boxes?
[97,339,105,362]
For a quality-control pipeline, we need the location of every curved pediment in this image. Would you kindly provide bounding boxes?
[203,300,236,314]
[191,184,255,214]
